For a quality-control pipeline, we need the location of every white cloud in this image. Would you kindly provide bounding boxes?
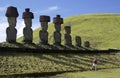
[35,6,59,14]
[48,6,59,11]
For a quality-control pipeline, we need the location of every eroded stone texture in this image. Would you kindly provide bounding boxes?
[22,8,34,43]
[6,27,17,43]
[54,31,61,45]
[5,6,19,43]
[75,36,82,47]
[39,30,48,45]
[39,15,50,45]
[64,26,72,46]
[23,27,33,43]
[53,15,63,45]
[84,41,90,48]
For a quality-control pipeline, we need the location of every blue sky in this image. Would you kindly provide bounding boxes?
[0,0,120,42]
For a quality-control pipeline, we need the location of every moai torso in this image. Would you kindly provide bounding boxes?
[39,15,50,45]
[5,6,19,43]
[75,36,82,47]
[64,26,72,46]
[54,31,61,44]
[23,27,33,42]
[64,34,72,45]
[22,8,34,43]
[6,27,17,42]
[53,15,63,45]
[84,41,90,48]
[39,30,48,44]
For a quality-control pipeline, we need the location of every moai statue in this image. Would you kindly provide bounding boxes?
[39,15,50,45]
[64,26,72,46]
[75,36,82,47]
[22,8,34,43]
[5,6,19,43]
[84,41,90,48]
[53,15,63,45]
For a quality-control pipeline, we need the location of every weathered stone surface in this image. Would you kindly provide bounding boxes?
[54,31,61,45]
[53,15,63,24]
[5,6,19,17]
[54,24,61,32]
[41,22,48,31]
[75,36,82,47]
[64,34,72,46]
[40,15,50,31]
[84,41,90,48]
[7,17,17,27]
[65,26,71,34]
[22,8,34,43]
[64,26,72,46]
[40,15,50,22]
[39,30,48,45]
[5,6,18,43]
[23,27,33,43]
[53,15,63,45]
[22,8,34,19]
[39,15,50,45]
[6,27,17,43]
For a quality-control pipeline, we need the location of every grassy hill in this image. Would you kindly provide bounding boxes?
[0,52,119,76]
[18,14,120,49]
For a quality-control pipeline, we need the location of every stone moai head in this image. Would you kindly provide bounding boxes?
[65,26,71,34]
[40,15,50,31]
[22,8,34,28]
[53,15,63,32]
[75,36,82,46]
[84,41,90,48]
[5,6,19,27]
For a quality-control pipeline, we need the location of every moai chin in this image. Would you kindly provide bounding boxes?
[64,26,72,46]
[5,6,19,43]
[75,36,82,47]
[39,15,50,45]
[53,15,63,45]
[22,8,34,43]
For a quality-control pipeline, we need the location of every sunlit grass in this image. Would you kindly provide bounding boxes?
[0,52,119,75]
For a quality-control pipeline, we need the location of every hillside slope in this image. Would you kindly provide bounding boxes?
[18,14,120,49]
[0,52,120,75]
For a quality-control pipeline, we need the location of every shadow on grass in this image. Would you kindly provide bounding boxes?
[0,70,81,77]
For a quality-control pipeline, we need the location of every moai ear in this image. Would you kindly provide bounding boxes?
[5,6,19,17]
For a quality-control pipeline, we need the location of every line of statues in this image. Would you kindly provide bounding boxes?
[5,6,90,48]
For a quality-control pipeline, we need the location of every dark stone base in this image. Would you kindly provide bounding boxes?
[23,40,32,44]
[6,40,16,43]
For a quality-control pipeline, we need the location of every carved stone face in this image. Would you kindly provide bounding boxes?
[8,17,16,27]
[55,24,61,32]
[24,18,32,28]
[41,22,48,31]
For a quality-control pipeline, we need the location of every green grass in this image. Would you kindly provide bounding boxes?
[0,52,119,75]
[50,68,120,78]
[17,14,120,49]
